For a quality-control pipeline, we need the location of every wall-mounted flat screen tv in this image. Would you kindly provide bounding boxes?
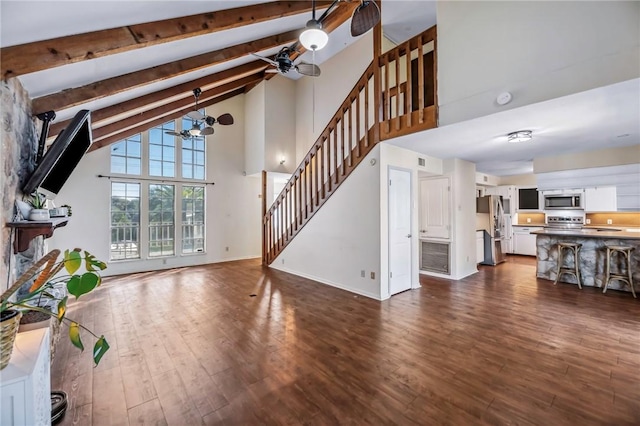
[22,109,92,199]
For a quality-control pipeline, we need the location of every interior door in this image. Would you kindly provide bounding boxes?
[389,168,412,295]
[420,177,450,239]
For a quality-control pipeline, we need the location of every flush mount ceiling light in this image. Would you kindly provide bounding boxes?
[507,130,533,143]
[299,0,328,51]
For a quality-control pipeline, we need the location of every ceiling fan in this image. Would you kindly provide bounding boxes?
[165,88,234,139]
[251,46,321,77]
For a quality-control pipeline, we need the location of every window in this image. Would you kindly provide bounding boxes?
[110,182,140,260]
[182,117,206,180]
[149,121,176,177]
[182,186,205,254]
[110,134,141,175]
[149,185,175,257]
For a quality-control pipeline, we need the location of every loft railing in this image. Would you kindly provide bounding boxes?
[379,26,437,140]
[262,26,437,265]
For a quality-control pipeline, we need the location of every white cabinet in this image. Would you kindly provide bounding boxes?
[476,231,484,263]
[419,177,450,239]
[585,186,617,212]
[0,328,51,426]
[512,227,543,256]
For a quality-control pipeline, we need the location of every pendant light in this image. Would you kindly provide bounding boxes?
[299,0,328,51]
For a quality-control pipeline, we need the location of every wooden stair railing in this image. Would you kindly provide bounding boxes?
[263,62,377,265]
[262,25,438,265]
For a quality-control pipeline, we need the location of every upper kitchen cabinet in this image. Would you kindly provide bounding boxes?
[584,186,617,212]
[419,177,451,240]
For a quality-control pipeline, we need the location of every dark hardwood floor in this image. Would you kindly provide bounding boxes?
[51,255,640,425]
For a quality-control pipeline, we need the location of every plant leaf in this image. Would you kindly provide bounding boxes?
[57,296,68,322]
[67,272,100,299]
[64,250,82,275]
[69,322,84,351]
[93,336,110,366]
[84,251,107,272]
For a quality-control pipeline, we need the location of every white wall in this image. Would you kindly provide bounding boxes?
[51,95,262,276]
[443,158,477,280]
[295,32,373,163]
[533,144,640,174]
[437,1,640,125]
[264,76,297,174]
[244,82,266,176]
[272,145,382,300]
[379,144,443,300]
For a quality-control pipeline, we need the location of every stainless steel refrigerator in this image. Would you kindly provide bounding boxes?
[476,195,506,265]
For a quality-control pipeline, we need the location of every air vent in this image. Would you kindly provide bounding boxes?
[418,157,426,167]
[420,241,450,274]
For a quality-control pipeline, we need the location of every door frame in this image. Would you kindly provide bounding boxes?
[387,166,413,296]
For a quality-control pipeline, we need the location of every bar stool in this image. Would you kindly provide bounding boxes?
[603,245,636,299]
[554,242,582,289]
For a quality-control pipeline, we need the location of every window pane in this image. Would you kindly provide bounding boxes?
[111,135,141,175]
[127,158,141,175]
[111,156,126,174]
[110,182,140,260]
[149,121,177,177]
[181,185,205,254]
[148,184,175,257]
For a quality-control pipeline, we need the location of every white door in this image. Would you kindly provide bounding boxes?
[419,177,450,239]
[389,168,412,295]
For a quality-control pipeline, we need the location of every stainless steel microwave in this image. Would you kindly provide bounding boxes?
[544,194,583,210]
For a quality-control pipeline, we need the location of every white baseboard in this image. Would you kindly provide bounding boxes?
[270,264,382,301]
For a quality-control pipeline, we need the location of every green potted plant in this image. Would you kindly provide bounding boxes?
[28,191,50,221]
[0,249,110,370]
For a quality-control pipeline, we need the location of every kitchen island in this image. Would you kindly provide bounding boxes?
[532,228,640,293]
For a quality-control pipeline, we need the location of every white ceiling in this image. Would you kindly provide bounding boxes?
[5,2,635,177]
[389,78,640,176]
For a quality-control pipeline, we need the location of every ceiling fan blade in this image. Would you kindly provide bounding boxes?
[265,69,280,74]
[164,131,183,137]
[216,113,234,126]
[200,127,214,136]
[250,52,279,68]
[187,110,205,120]
[296,63,321,77]
[351,0,381,37]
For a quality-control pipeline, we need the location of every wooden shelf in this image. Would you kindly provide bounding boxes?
[6,218,69,253]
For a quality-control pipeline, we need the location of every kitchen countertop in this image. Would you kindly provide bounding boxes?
[531,228,640,239]
[512,224,545,227]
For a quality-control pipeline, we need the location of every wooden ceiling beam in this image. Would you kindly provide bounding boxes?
[91,73,263,142]
[90,88,245,152]
[48,60,268,137]
[33,29,300,115]
[1,1,332,79]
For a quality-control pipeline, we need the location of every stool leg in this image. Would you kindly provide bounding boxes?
[603,247,610,294]
[626,251,636,299]
[575,246,582,289]
[554,246,563,285]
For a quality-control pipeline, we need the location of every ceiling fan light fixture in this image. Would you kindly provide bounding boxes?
[189,123,202,136]
[299,20,328,51]
[507,130,533,143]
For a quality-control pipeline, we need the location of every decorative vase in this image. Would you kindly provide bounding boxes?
[0,309,22,370]
[29,209,50,221]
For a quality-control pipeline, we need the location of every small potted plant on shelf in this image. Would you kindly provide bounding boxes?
[28,191,50,221]
[0,249,110,370]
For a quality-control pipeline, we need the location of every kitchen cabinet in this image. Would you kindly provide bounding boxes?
[419,177,450,239]
[585,186,617,212]
[476,231,484,263]
[512,226,543,256]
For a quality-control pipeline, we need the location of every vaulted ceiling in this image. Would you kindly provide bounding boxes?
[1,1,436,152]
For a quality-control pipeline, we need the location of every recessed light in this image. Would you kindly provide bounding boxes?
[507,130,532,143]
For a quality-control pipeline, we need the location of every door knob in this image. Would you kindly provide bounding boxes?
[406,234,412,238]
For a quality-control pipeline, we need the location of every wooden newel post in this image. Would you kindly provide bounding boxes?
[373,0,382,141]
[261,170,267,265]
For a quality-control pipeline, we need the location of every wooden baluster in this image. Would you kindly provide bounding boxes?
[308,156,313,215]
[314,147,320,207]
[418,40,424,124]
[405,41,411,127]
[327,129,332,193]
[334,124,339,184]
[395,51,400,130]
[432,34,438,117]
[261,170,266,264]
[320,138,326,200]
[364,78,370,147]
[348,106,353,167]
[356,89,361,158]
[384,56,390,125]
[298,171,303,226]
[340,116,346,176]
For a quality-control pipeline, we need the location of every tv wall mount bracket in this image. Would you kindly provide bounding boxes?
[36,110,56,163]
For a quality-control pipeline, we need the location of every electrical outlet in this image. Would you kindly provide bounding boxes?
[361,270,365,278]
[225,246,229,252]
[607,219,613,225]
[370,272,375,279]
[585,218,591,224]
[281,258,285,264]
[526,218,531,223]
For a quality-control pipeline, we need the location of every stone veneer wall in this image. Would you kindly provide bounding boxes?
[1,78,44,293]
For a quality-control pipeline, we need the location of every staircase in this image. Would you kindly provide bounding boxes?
[262,26,438,265]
